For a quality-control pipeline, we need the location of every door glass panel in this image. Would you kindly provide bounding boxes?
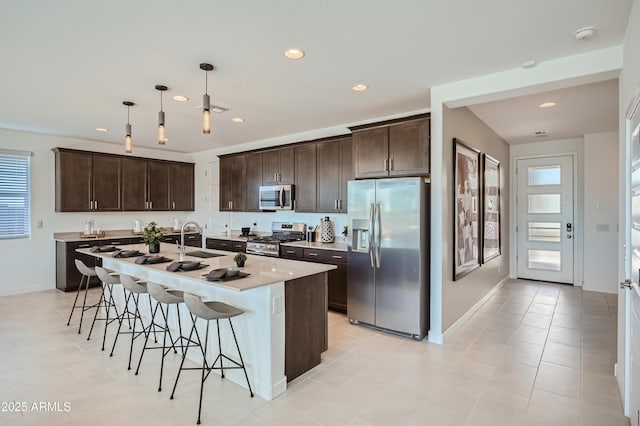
[528,249,561,271]
[528,193,561,214]
[528,165,561,186]
[528,222,561,242]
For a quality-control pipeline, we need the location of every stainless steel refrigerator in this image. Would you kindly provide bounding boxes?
[347,177,430,340]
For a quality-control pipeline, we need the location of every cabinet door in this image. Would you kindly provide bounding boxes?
[316,140,341,212]
[122,158,148,211]
[245,152,262,211]
[170,163,194,211]
[278,147,295,184]
[231,154,247,211]
[262,150,279,184]
[219,154,246,212]
[353,127,389,179]
[205,238,233,251]
[92,154,122,211]
[327,264,347,313]
[148,160,171,211]
[55,150,92,212]
[339,138,353,212]
[294,144,317,212]
[388,118,430,176]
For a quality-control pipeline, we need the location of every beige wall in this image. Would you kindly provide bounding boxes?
[441,106,510,332]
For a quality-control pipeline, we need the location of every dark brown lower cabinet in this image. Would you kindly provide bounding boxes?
[285,272,327,382]
[205,238,246,252]
[280,246,347,313]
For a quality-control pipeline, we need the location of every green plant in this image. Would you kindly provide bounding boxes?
[142,221,164,246]
[233,253,247,263]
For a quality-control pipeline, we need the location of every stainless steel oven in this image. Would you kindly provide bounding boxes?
[259,184,294,210]
[246,222,305,257]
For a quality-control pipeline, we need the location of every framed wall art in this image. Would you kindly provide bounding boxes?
[453,138,481,280]
[482,154,501,263]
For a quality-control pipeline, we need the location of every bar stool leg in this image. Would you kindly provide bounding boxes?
[110,290,133,356]
[101,284,120,351]
[66,274,85,328]
[135,302,160,375]
[87,284,106,341]
[229,318,254,397]
[158,303,169,392]
[128,293,143,370]
[197,321,210,425]
[170,318,197,400]
[216,319,224,378]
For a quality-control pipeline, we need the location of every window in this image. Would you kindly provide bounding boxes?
[0,149,31,239]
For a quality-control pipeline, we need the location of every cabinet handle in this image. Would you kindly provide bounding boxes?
[230,201,233,210]
[78,244,90,248]
[389,158,394,170]
[172,201,176,209]
[334,200,338,210]
[110,241,121,245]
[338,199,342,210]
[308,252,319,256]
[384,159,388,171]
[94,200,98,210]
[149,201,153,209]
[332,255,343,259]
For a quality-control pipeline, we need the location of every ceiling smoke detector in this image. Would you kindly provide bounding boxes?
[533,131,547,138]
[574,26,596,41]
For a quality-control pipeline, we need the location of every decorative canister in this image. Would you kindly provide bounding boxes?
[320,217,335,243]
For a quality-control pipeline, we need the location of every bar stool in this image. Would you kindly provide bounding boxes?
[91,266,123,351]
[136,282,197,392]
[109,274,157,370]
[66,259,99,334]
[171,292,253,425]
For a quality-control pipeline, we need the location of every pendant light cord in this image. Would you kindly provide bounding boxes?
[205,71,208,95]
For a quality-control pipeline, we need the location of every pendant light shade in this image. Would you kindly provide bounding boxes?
[123,101,134,153]
[200,63,214,134]
[156,85,168,145]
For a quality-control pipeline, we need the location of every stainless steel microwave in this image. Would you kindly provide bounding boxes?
[259,184,295,210]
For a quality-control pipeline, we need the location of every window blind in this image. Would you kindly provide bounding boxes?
[0,149,31,239]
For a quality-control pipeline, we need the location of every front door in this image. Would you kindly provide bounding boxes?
[516,155,574,283]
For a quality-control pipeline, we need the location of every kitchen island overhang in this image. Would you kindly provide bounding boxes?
[78,244,336,400]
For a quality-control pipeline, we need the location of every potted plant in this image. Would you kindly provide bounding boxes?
[143,221,164,253]
[234,252,247,267]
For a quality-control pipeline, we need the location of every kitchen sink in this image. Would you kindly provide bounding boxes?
[185,250,225,259]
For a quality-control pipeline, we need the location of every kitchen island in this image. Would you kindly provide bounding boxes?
[79,244,336,400]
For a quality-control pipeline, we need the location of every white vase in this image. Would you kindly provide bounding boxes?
[320,217,335,243]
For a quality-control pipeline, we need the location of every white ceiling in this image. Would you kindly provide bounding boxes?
[468,79,619,144]
[0,0,632,153]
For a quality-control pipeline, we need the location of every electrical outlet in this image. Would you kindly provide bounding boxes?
[272,295,282,314]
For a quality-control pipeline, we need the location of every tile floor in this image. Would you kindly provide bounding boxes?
[0,279,629,425]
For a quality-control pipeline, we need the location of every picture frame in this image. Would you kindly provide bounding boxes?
[453,138,481,280]
[482,154,501,263]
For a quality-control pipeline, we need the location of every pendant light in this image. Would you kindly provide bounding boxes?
[123,101,134,153]
[200,63,214,134]
[156,84,168,145]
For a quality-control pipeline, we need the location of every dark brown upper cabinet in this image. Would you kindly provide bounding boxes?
[317,137,352,213]
[219,154,246,211]
[170,162,195,211]
[54,148,194,212]
[54,148,122,212]
[351,116,430,179]
[262,147,295,185]
[294,143,317,212]
[245,152,263,212]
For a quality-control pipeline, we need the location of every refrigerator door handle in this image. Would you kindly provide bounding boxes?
[375,203,382,268]
[369,203,375,267]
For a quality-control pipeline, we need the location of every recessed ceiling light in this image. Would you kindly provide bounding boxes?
[352,84,368,92]
[284,48,305,59]
[96,127,109,132]
[173,95,189,102]
[232,117,245,123]
[521,59,537,69]
[539,102,557,108]
[574,26,596,41]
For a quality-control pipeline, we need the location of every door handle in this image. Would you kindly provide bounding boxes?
[375,203,382,268]
[369,203,375,267]
[279,187,285,208]
[620,279,632,289]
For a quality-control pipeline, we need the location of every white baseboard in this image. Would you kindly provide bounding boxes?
[441,276,509,342]
[0,284,53,297]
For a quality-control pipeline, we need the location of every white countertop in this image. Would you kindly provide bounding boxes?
[78,244,336,292]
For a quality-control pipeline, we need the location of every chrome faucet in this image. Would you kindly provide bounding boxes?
[180,221,202,261]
